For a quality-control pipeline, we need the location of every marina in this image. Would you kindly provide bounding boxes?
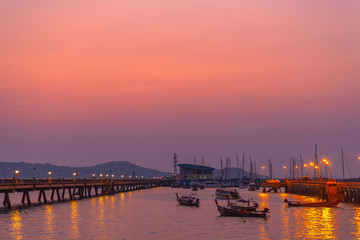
[1,187,360,239]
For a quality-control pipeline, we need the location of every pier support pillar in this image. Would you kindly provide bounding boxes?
[3,192,12,209]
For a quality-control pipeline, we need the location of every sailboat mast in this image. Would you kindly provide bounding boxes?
[241,152,245,180]
[342,148,345,180]
[314,144,318,178]
[236,153,240,180]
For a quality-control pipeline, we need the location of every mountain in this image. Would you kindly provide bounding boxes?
[0,161,172,179]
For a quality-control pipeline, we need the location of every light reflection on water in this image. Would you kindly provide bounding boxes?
[70,201,79,239]
[10,210,22,240]
[0,188,359,239]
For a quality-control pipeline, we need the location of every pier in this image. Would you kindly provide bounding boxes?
[0,178,170,209]
[278,179,360,204]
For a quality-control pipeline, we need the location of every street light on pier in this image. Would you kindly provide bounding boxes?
[314,165,319,179]
[14,170,20,184]
[48,171,52,183]
[304,164,309,178]
[283,166,287,179]
[73,172,77,183]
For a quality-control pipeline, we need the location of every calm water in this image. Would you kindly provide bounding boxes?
[0,187,360,240]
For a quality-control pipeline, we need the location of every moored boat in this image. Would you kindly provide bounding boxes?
[176,193,200,207]
[248,183,258,191]
[215,199,269,218]
[191,182,199,191]
[215,188,241,200]
[284,199,340,207]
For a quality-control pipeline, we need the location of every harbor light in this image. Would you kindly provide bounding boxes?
[310,162,314,166]
[283,166,286,179]
[14,170,20,177]
[48,171,52,183]
[323,158,328,163]
[111,174,114,178]
[92,173,95,177]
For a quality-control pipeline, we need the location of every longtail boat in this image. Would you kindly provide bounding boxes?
[284,199,340,207]
[215,199,269,218]
[176,193,199,207]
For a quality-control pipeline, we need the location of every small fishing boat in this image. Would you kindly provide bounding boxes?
[248,183,258,191]
[228,199,259,212]
[238,183,247,189]
[171,182,182,188]
[176,193,200,207]
[191,182,199,191]
[284,199,340,207]
[215,188,241,200]
[215,199,269,218]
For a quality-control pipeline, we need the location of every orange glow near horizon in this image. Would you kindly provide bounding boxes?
[1,1,360,173]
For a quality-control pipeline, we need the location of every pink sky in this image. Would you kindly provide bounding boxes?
[1,1,360,177]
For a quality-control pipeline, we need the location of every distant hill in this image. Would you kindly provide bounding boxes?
[0,161,172,179]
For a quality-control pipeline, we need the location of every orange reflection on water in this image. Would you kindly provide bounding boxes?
[98,196,105,229]
[71,201,79,239]
[257,193,269,210]
[297,207,335,239]
[10,210,22,240]
[44,205,54,236]
[351,207,360,238]
[280,198,291,238]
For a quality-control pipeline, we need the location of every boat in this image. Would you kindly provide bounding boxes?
[170,181,182,188]
[238,183,247,189]
[228,198,259,211]
[215,188,241,200]
[175,193,200,207]
[248,183,258,191]
[191,182,199,191]
[203,180,219,188]
[284,199,340,207]
[215,199,269,218]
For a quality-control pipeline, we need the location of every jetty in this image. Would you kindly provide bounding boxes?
[0,178,170,209]
[263,178,360,204]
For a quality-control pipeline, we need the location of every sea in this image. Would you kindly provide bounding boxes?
[0,187,359,239]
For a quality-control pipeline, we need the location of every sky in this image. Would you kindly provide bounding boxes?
[1,1,360,178]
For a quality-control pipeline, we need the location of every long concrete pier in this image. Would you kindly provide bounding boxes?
[0,178,170,209]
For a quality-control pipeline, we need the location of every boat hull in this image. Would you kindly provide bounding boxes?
[287,200,340,207]
[217,206,267,218]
